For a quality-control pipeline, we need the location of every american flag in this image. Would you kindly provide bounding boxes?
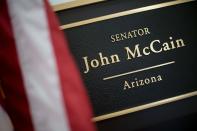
[0,0,96,131]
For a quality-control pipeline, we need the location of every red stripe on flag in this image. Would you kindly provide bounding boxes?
[44,1,96,131]
[0,1,34,131]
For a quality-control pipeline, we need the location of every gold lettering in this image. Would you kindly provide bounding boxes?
[125,44,142,60]
[137,29,144,36]
[176,39,185,48]
[150,40,162,53]
[91,59,99,68]
[124,81,131,90]
[115,34,121,41]
[99,52,110,66]
[83,56,90,74]
[110,54,120,63]
[163,42,171,51]
[169,36,176,49]
[111,35,116,42]
[127,31,133,38]
[110,27,151,43]
[120,32,127,40]
[143,47,150,55]
[82,53,120,74]
[144,27,151,34]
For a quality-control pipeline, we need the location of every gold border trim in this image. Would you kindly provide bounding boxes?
[93,91,197,122]
[53,0,105,12]
[60,0,194,30]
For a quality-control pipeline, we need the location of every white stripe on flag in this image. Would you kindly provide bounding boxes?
[0,106,13,131]
[7,0,70,131]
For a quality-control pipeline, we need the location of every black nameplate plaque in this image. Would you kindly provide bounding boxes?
[56,0,197,130]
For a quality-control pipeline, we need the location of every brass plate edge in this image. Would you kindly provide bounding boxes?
[53,0,106,12]
[92,91,197,122]
[60,0,195,30]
